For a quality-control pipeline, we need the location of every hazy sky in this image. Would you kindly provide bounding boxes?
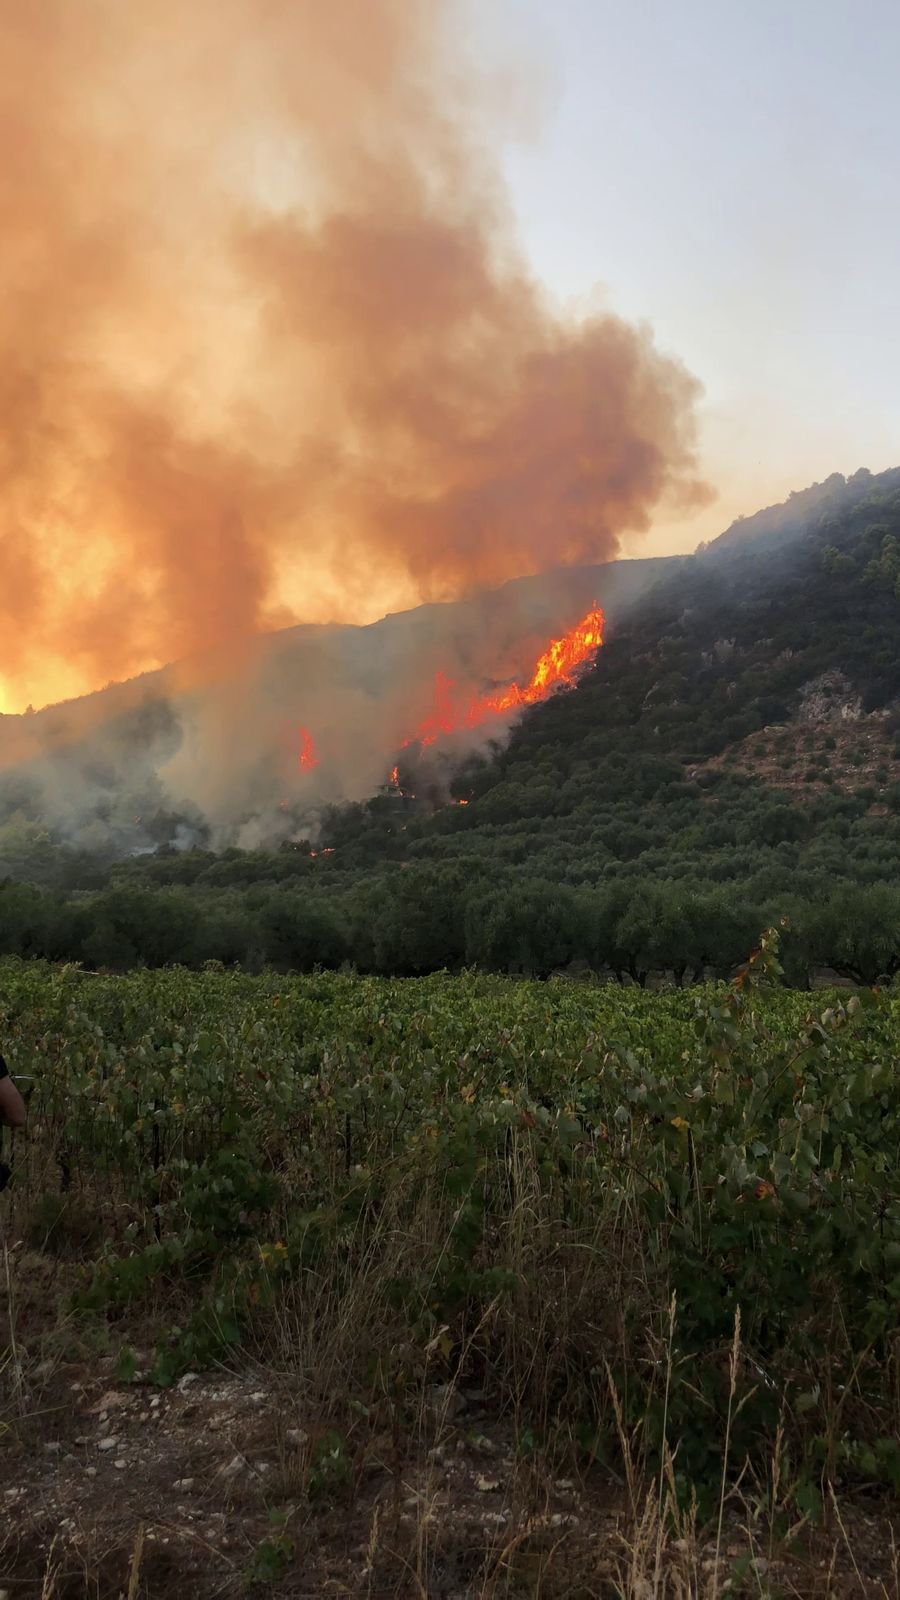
[495,0,900,556]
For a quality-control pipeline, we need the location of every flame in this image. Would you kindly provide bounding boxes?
[406,670,457,748]
[298,604,604,792]
[298,725,319,771]
[406,603,604,748]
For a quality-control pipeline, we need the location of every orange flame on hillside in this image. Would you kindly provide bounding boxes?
[296,605,604,785]
[298,726,319,771]
[405,603,604,749]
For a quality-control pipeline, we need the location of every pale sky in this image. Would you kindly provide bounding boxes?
[493,0,900,556]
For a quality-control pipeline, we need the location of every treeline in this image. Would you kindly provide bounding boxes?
[2,870,899,984]
[2,466,899,986]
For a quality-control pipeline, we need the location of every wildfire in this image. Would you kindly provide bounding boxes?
[296,604,604,789]
[298,726,319,771]
[405,603,604,748]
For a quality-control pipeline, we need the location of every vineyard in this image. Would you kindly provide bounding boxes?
[1,941,899,1595]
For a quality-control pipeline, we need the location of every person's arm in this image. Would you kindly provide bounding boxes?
[0,1056,26,1130]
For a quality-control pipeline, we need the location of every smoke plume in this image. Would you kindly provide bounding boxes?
[0,0,710,713]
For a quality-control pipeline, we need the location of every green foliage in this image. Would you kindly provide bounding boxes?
[248,1513,295,1584]
[3,948,899,1501]
[308,1430,351,1501]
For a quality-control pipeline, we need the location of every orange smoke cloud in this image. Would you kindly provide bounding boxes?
[0,0,711,713]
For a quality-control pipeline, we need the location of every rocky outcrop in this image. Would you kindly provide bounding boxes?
[797,671,863,724]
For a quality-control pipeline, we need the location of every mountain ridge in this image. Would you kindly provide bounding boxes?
[2,459,900,994]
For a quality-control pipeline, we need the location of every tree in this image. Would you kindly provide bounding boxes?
[465,882,585,976]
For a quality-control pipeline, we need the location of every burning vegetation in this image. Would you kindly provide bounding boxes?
[297,727,319,772]
[297,603,605,796]
[404,604,605,749]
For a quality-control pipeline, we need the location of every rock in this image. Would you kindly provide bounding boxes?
[177,1372,199,1392]
[427,1383,466,1419]
[114,1459,126,1470]
[97,1437,118,1452]
[798,670,863,724]
[216,1454,246,1482]
[43,1441,63,1454]
[471,1434,496,1456]
[249,1390,266,1405]
[174,1478,195,1492]
[94,1390,128,1412]
[150,1397,161,1410]
[85,1467,97,1478]
[550,1512,579,1528]
[475,1475,499,1493]
[285,1428,308,1448]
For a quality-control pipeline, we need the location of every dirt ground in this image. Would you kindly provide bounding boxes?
[1,1352,897,1598]
[1,1251,897,1597]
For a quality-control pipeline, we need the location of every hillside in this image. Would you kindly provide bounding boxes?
[0,554,673,856]
[2,465,900,981]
